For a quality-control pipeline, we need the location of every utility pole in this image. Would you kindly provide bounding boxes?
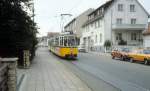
[60,14,72,33]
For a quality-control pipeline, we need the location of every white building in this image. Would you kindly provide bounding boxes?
[81,0,149,52]
[143,23,150,48]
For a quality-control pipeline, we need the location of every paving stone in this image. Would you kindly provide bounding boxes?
[19,48,91,91]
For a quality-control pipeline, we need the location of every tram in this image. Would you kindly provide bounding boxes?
[48,32,78,59]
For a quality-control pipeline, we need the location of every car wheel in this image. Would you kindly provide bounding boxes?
[130,58,134,63]
[112,56,115,59]
[121,56,125,61]
[144,59,149,65]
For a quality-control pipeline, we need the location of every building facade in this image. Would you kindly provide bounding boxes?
[81,0,149,52]
[143,23,150,48]
[64,8,94,45]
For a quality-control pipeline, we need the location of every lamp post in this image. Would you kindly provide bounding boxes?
[60,14,72,33]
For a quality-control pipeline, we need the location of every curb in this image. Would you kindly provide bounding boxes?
[17,74,26,91]
[89,52,111,56]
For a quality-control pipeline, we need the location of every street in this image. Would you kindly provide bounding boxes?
[19,48,91,91]
[1,1,150,91]
[55,51,150,91]
[19,47,150,91]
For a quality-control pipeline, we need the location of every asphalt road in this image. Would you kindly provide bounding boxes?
[49,51,150,91]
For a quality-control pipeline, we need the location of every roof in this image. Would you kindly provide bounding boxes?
[83,0,149,28]
[82,15,103,27]
[64,8,94,28]
[82,0,114,27]
[88,0,114,16]
[136,0,150,17]
[143,23,150,35]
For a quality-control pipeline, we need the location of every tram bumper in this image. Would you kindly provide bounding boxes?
[65,54,77,58]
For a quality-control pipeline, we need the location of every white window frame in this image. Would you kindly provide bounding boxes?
[100,34,102,43]
[118,4,123,11]
[130,4,135,12]
[95,35,97,43]
[116,18,123,24]
[131,18,136,24]
[116,33,122,41]
[131,33,137,41]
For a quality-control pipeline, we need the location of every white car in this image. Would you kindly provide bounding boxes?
[78,46,87,53]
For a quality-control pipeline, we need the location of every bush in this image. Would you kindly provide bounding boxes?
[104,40,112,52]
[104,40,112,48]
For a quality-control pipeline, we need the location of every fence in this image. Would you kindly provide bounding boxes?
[0,58,18,91]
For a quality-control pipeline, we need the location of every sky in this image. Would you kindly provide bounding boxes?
[34,0,150,37]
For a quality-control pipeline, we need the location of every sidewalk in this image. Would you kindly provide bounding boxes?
[18,48,91,91]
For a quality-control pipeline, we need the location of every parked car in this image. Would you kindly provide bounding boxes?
[111,48,131,61]
[78,46,87,53]
[127,49,150,65]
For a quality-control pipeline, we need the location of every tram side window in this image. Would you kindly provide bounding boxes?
[60,37,62,46]
[60,37,64,46]
[64,37,68,46]
[62,37,64,46]
[55,37,59,46]
[51,39,54,46]
[68,36,76,46]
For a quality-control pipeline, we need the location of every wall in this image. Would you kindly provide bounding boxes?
[144,35,150,47]
[104,0,148,44]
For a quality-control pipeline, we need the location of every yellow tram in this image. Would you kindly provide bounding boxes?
[48,32,78,59]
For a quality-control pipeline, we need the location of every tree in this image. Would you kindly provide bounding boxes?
[104,40,112,52]
[0,0,38,66]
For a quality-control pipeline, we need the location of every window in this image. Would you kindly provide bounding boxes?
[130,4,135,12]
[95,22,97,28]
[116,33,122,40]
[131,18,136,24]
[98,10,100,15]
[131,33,137,40]
[95,35,97,43]
[94,12,97,17]
[116,18,122,24]
[91,23,93,27]
[98,20,101,27]
[97,21,99,28]
[118,4,123,11]
[95,21,98,28]
[88,26,89,31]
[100,34,102,43]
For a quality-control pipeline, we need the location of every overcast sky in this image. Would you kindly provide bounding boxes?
[34,0,150,37]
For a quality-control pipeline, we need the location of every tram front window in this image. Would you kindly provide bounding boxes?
[64,36,77,47]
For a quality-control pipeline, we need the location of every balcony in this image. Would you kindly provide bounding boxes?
[112,24,146,30]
